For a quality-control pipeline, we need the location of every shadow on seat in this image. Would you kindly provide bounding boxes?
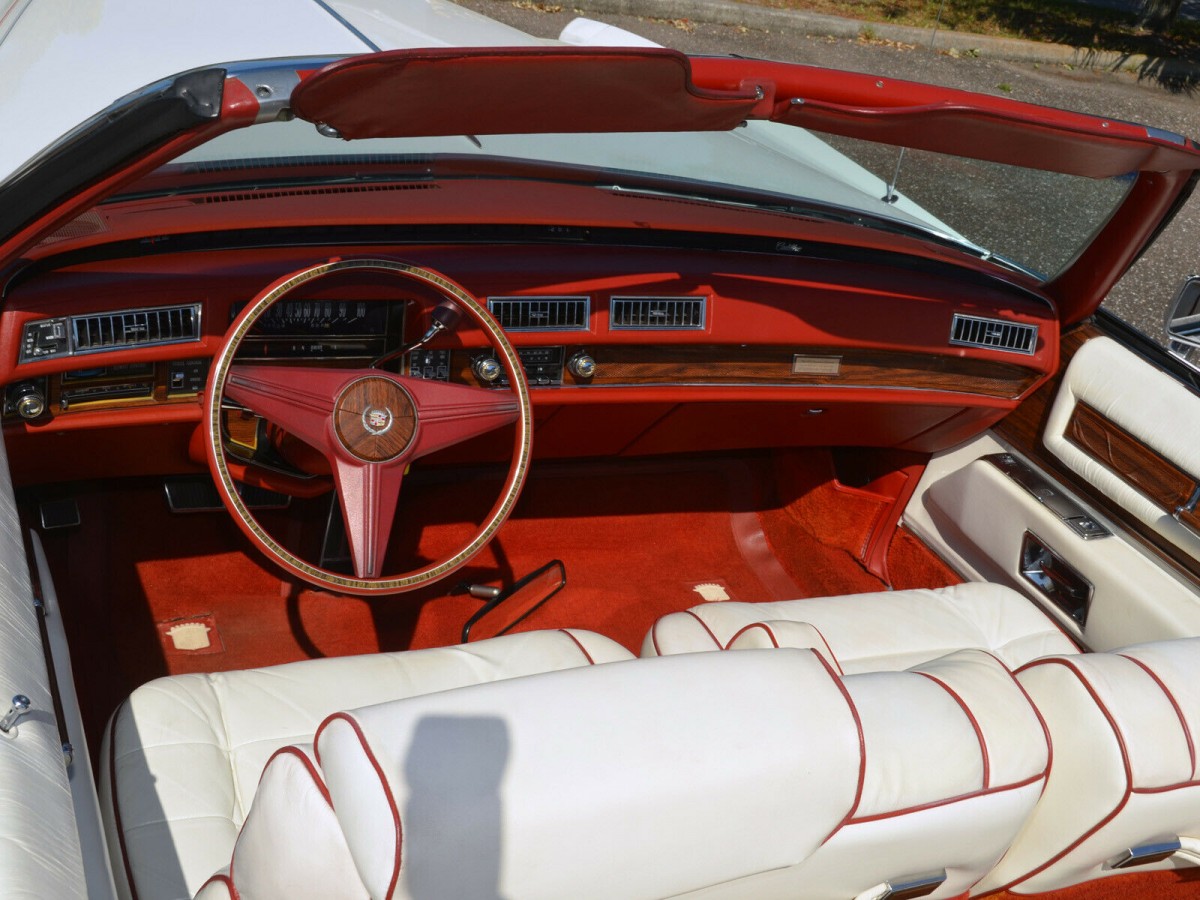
[100,628,632,900]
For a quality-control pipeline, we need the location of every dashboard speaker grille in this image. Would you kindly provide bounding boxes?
[610,296,707,330]
[487,297,589,331]
[71,304,202,352]
[949,314,1037,355]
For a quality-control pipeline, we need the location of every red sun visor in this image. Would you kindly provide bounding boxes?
[290,47,762,139]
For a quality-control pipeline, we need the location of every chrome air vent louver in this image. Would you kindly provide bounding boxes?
[72,304,201,352]
[21,303,203,362]
[949,314,1038,355]
[487,296,590,331]
[610,296,707,330]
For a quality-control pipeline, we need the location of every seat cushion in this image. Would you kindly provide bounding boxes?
[642,582,1077,673]
[101,628,632,900]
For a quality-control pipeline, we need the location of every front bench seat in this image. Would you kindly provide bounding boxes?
[100,628,632,900]
[189,648,1049,900]
[643,582,1077,672]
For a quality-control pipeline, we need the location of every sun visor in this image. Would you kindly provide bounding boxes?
[775,99,1199,180]
[290,47,761,139]
[685,57,1200,181]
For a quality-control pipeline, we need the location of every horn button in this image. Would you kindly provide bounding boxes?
[334,376,417,462]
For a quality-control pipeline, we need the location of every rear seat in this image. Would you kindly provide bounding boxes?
[642,582,1077,671]
[192,647,1049,900]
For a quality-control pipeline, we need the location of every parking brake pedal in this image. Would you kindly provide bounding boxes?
[38,499,81,531]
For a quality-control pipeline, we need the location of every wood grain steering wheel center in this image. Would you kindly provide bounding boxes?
[334,376,417,463]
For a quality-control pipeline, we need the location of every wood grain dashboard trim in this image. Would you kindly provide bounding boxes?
[452,345,1041,398]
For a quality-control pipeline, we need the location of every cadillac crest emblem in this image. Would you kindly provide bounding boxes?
[362,406,394,435]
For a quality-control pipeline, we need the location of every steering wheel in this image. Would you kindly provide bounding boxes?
[203,258,532,595]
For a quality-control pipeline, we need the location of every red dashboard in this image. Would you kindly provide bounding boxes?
[0,239,1057,487]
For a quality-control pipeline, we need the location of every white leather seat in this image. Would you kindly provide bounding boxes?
[642,582,1077,672]
[190,647,1049,900]
[100,628,632,900]
[977,637,1200,894]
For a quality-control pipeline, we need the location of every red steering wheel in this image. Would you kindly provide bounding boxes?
[204,258,532,594]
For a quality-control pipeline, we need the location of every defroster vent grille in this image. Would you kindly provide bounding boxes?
[610,296,707,330]
[71,304,202,353]
[949,314,1038,355]
[487,296,589,331]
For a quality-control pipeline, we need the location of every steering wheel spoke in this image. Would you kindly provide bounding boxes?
[332,457,406,579]
[405,378,522,459]
[224,364,345,450]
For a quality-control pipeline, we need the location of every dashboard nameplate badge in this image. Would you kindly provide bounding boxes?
[791,355,841,376]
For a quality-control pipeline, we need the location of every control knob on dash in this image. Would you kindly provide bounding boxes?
[567,352,597,380]
[472,356,503,384]
[11,382,46,420]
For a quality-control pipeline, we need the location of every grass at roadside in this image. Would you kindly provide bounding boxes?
[740,0,1200,61]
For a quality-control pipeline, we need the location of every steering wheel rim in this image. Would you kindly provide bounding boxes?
[203,257,533,595]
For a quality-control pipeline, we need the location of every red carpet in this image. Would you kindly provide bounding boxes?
[986,868,1200,899]
[38,449,955,757]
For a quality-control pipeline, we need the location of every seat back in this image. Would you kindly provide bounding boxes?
[201,647,1050,900]
[978,638,1200,894]
[104,628,633,900]
[643,583,1077,672]
[316,650,860,900]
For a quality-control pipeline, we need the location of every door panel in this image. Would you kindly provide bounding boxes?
[903,325,1200,651]
[1043,335,1200,559]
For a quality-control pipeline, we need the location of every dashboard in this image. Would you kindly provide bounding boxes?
[0,239,1058,487]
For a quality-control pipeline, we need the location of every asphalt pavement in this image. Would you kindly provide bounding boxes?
[457,0,1200,341]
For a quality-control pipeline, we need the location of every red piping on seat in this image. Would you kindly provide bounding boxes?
[812,650,866,845]
[227,747,335,897]
[252,746,336,806]
[727,622,781,648]
[984,649,1053,790]
[724,621,845,675]
[806,623,845,676]
[557,628,596,664]
[1118,653,1196,777]
[316,713,404,900]
[197,872,239,900]
[916,671,990,791]
[678,609,723,652]
[847,771,1045,825]
[998,657,1135,893]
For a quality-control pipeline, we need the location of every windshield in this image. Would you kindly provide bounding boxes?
[141,114,1133,281]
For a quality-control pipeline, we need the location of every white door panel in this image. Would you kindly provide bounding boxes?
[905,436,1200,651]
[1044,335,1200,557]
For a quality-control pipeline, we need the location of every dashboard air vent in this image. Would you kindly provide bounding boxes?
[488,296,589,331]
[949,314,1037,355]
[71,304,202,353]
[610,296,707,330]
